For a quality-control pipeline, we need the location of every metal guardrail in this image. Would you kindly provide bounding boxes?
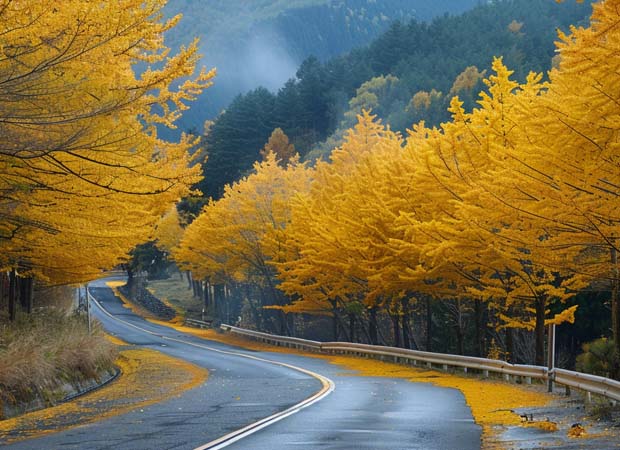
[185,318,213,329]
[220,324,620,403]
[553,368,620,402]
[220,324,322,350]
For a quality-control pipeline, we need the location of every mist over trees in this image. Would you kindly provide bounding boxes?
[195,0,592,201]
[162,0,482,133]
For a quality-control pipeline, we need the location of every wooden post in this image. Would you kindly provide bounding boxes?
[86,284,91,334]
[547,323,556,392]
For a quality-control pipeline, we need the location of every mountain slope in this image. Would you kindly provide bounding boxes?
[164,0,481,131]
[194,0,593,201]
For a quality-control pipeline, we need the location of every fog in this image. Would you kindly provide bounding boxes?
[237,29,299,92]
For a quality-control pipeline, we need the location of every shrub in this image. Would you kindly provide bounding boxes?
[575,337,618,378]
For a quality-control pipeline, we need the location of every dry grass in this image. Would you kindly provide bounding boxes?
[0,312,117,411]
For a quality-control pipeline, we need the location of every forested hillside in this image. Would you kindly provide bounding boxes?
[164,0,480,127]
[196,0,592,201]
[172,0,620,375]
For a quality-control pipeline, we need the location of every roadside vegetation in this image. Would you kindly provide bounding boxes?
[0,345,208,444]
[0,311,117,418]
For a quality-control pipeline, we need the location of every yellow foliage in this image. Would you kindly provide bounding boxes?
[276,111,406,313]
[0,0,213,283]
[524,420,558,432]
[154,206,185,254]
[161,1,620,361]
[259,128,297,167]
[546,305,578,326]
[173,152,313,310]
[507,20,524,34]
[410,89,443,110]
[344,75,400,123]
[448,66,487,96]
[568,423,587,438]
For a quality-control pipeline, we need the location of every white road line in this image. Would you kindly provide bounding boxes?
[87,289,335,450]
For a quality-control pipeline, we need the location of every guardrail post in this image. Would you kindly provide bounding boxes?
[525,376,531,385]
[426,362,432,369]
[463,367,468,374]
[504,374,510,382]
[483,370,489,378]
[85,283,91,334]
[442,364,448,372]
[547,324,556,393]
[586,391,592,404]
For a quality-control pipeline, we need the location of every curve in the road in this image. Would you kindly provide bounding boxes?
[88,288,335,450]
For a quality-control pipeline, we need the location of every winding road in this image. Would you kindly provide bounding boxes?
[4,279,481,449]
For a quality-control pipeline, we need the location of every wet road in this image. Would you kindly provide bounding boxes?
[5,280,481,449]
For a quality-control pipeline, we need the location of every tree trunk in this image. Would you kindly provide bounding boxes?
[20,277,34,314]
[204,280,211,309]
[279,310,288,336]
[402,298,411,349]
[214,284,222,323]
[0,272,6,311]
[392,313,401,347]
[474,299,485,357]
[426,297,433,352]
[611,245,620,378]
[368,307,378,345]
[505,327,515,363]
[455,299,465,356]
[535,295,546,366]
[330,300,339,341]
[348,313,356,342]
[8,269,16,321]
[126,266,134,289]
[185,271,192,290]
[245,284,263,330]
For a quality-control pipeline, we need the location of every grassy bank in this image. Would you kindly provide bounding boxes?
[0,312,117,418]
[0,343,208,444]
[146,277,203,319]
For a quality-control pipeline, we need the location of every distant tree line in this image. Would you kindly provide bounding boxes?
[195,0,592,202]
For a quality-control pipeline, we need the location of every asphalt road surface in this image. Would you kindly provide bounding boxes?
[5,280,481,449]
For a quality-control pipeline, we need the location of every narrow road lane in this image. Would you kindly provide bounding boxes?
[4,281,481,449]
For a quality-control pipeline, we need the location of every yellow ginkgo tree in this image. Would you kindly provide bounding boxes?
[174,152,313,333]
[0,0,213,317]
[481,0,620,369]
